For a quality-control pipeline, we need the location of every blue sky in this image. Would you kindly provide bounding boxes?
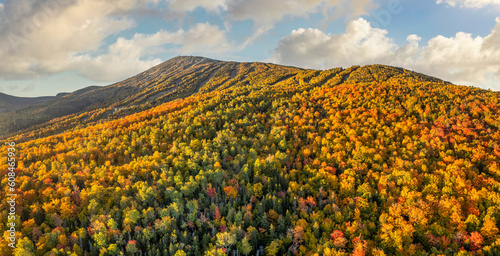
[0,0,499,97]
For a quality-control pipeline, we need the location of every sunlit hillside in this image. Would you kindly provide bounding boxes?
[1,57,500,255]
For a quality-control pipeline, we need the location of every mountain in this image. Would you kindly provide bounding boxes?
[0,56,445,139]
[0,92,59,114]
[2,56,500,255]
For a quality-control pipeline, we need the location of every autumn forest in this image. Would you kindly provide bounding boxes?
[1,56,500,255]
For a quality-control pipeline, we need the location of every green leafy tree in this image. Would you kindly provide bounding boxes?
[239,237,252,256]
[13,237,36,256]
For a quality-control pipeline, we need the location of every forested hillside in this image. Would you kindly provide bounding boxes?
[1,57,500,255]
[0,57,302,138]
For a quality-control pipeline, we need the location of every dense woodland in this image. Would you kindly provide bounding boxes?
[1,58,500,255]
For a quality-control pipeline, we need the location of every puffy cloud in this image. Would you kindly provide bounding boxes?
[436,0,500,8]
[0,0,232,82]
[270,19,397,68]
[163,0,376,46]
[0,0,377,84]
[177,23,233,54]
[270,18,500,90]
[0,0,146,79]
[68,23,233,81]
[228,0,376,45]
[414,18,500,85]
[105,23,232,57]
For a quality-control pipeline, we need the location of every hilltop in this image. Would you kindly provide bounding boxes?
[0,56,445,139]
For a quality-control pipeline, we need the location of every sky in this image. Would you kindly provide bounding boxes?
[0,0,499,97]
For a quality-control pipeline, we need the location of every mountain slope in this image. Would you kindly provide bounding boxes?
[0,57,445,139]
[0,57,296,137]
[2,57,500,255]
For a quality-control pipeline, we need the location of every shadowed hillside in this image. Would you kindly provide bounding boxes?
[0,92,59,114]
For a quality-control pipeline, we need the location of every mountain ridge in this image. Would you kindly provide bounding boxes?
[0,92,60,114]
[1,56,449,139]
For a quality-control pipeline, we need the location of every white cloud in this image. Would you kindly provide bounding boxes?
[270,19,397,68]
[0,0,377,84]
[0,0,233,82]
[164,0,377,46]
[163,0,376,25]
[0,0,146,78]
[68,23,233,81]
[437,0,500,8]
[104,23,232,57]
[270,18,500,90]
[166,0,229,13]
[231,0,377,46]
[179,23,233,54]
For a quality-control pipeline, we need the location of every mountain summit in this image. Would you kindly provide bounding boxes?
[1,56,446,138]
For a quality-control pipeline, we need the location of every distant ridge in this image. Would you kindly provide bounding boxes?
[0,92,59,114]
